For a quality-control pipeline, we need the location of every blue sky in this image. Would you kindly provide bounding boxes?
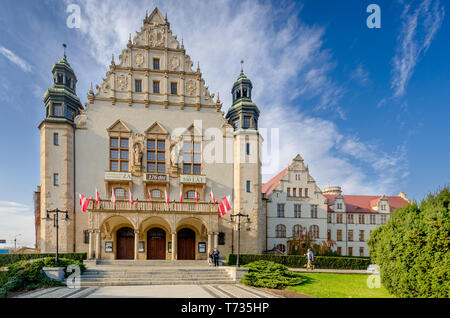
[0,0,448,247]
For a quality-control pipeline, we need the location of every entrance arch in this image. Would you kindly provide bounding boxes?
[177,228,195,260]
[147,227,166,260]
[116,227,135,260]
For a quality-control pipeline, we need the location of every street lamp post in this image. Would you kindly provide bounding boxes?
[45,208,70,265]
[228,212,251,268]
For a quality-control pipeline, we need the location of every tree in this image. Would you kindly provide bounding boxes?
[368,187,450,298]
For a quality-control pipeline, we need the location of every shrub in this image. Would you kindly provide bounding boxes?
[226,254,370,270]
[368,187,450,298]
[0,253,87,267]
[241,260,304,288]
[0,257,86,298]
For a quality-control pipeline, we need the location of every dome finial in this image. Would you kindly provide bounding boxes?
[240,60,244,73]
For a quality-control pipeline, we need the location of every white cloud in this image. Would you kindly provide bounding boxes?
[0,46,32,72]
[391,0,445,97]
[69,0,408,195]
[0,201,35,248]
[350,63,370,87]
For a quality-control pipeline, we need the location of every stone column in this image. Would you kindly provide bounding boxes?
[88,230,94,259]
[207,232,212,254]
[213,232,219,249]
[172,232,177,260]
[134,230,140,260]
[95,230,101,260]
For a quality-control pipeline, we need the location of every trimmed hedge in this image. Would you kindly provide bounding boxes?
[226,254,371,270]
[0,253,87,267]
[241,261,304,288]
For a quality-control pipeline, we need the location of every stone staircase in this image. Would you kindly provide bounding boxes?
[79,260,235,286]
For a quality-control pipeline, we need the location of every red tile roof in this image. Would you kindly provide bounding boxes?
[324,194,409,213]
[262,168,287,196]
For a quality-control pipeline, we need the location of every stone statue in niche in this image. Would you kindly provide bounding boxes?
[131,139,144,176]
[169,135,183,175]
[134,144,143,166]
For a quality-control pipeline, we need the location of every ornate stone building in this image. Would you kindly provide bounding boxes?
[36,8,264,260]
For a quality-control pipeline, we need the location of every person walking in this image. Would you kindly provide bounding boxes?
[305,249,314,271]
[213,248,220,267]
[208,249,214,266]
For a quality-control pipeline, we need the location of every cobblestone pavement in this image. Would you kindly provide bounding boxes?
[14,284,279,298]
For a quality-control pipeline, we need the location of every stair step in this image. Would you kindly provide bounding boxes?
[79,280,235,286]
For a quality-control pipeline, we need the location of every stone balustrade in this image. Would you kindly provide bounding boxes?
[87,199,218,213]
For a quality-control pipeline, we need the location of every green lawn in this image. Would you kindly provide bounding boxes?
[287,273,394,298]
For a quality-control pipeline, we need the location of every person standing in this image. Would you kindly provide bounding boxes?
[208,250,214,266]
[305,249,314,270]
[213,248,220,267]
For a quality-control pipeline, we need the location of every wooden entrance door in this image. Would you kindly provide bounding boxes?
[117,227,135,260]
[147,228,166,260]
[177,228,195,260]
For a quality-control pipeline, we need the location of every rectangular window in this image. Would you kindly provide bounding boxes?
[304,188,309,197]
[294,204,301,218]
[153,81,160,93]
[327,213,332,223]
[359,247,364,256]
[298,188,302,197]
[337,202,343,209]
[53,173,59,186]
[183,140,201,175]
[233,119,240,130]
[218,232,225,245]
[246,180,251,192]
[327,229,331,241]
[147,138,165,173]
[337,247,342,255]
[135,79,142,92]
[348,230,353,241]
[310,205,318,218]
[53,103,63,117]
[348,247,353,256]
[359,214,365,224]
[110,137,129,172]
[359,230,365,242]
[246,143,250,155]
[153,58,160,70]
[370,215,376,224]
[277,204,285,217]
[53,133,59,146]
[381,214,386,224]
[337,230,342,241]
[243,116,252,128]
[287,187,291,197]
[170,82,177,95]
[348,214,354,224]
[84,230,89,244]
[293,188,296,197]
[336,213,343,224]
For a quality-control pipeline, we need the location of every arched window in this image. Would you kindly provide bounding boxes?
[275,224,286,238]
[243,87,248,97]
[276,244,286,253]
[114,187,127,199]
[292,225,302,238]
[309,225,319,239]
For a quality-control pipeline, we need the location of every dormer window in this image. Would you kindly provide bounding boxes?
[236,90,241,99]
[57,73,63,84]
[337,202,343,209]
[65,107,75,121]
[67,77,72,88]
[243,116,252,129]
[53,104,63,117]
[243,87,248,97]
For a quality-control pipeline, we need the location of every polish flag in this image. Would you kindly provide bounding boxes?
[95,188,99,205]
[111,188,116,207]
[129,190,134,205]
[180,189,183,204]
[78,193,89,213]
[209,190,216,204]
[195,191,199,203]
[218,195,232,218]
[164,189,169,204]
[148,190,152,203]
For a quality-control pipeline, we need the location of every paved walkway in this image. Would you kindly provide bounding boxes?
[289,268,369,274]
[13,284,278,298]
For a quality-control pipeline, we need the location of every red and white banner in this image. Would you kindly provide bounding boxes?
[180,189,183,204]
[111,188,116,207]
[129,190,134,205]
[164,189,169,204]
[95,188,99,205]
[148,190,152,203]
[210,190,216,204]
[78,193,89,213]
[218,195,232,218]
[195,191,199,203]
